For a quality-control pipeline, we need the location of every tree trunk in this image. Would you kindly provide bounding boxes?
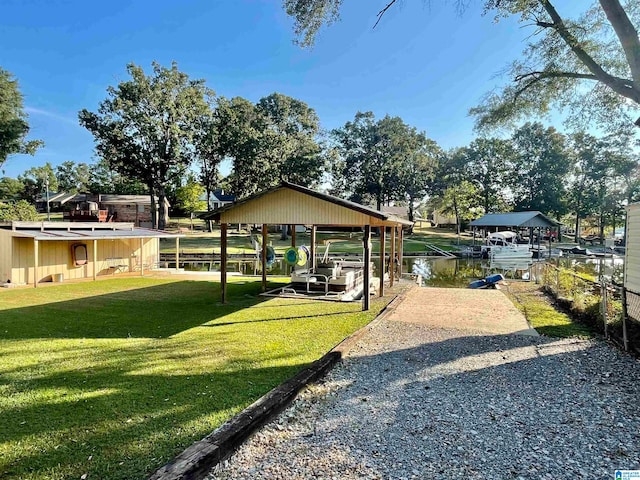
[149,184,157,229]
[280,224,288,241]
[158,185,168,230]
[574,214,580,243]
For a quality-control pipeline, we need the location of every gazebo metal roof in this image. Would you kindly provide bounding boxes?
[470,211,561,229]
[201,181,413,227]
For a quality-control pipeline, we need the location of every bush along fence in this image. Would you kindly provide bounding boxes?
[539,263,640,355]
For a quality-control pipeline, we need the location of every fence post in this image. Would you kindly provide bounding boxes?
[601,280,608,339]
[621,287,629,352]
[555,266,560,297]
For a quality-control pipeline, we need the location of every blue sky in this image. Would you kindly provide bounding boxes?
[1,0,573,179]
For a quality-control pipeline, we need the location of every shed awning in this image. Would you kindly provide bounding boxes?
[200,182,413,227]
[470,211,561,229]
[2,221,181,241]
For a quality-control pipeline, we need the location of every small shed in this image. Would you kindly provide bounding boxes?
[203,182,412,310]
[624,203,640,322]
[0,221,181,287]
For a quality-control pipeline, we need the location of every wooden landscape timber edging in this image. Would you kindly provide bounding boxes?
[148,292,406,480]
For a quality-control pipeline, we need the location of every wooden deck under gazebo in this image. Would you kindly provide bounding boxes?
[202,182,413,310]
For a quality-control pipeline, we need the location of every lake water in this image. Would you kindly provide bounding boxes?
[165,254,624,288]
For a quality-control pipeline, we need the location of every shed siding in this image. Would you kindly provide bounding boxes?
[220,188,370,226]
[626,205,640,292]
[8,237,159,284]
[0,231,13,283]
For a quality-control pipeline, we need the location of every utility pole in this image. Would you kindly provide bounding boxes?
[44,177,50,221]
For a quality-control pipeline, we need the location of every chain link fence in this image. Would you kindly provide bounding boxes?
[540,263,639,354]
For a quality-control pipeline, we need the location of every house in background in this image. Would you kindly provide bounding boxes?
[35,192,77,212]
[57,194,170,227]
[203,189,236,210]
[0,221,181,286]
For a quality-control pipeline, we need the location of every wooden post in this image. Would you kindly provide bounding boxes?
[33,239,39,288]
[398,226,404,278]
[93,239,97,281]
[602,280,608,339]
[363,225,371,311]
[291,225,296,248]
[310,225,317,270]
[389,224,396,287]
[221,223,228,304]
[175,237,180,272]
[261,224,267,292]
[141,238,145,276]
[379,226,386,297]
[622,287,629,352]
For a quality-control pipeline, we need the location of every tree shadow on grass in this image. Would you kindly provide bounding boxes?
[0,361,306,480]
[0,280,274,339]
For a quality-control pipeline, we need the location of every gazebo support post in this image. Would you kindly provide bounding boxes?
[379,226,386,297]
[33,239,39,288]
[140,238,145,276]
[291,225,296,248]
[390,224,396,287]
[398,226,404,278]
[221,223,228,304]
[175,237,179,272]
[262,224,268,292]
[93,239,97,281]
[363,225,371,311]
[310,225,317,270]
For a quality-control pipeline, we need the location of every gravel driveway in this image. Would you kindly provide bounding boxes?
[209,297,640,480]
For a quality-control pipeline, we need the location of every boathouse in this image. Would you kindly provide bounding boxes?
[201,182,412,310]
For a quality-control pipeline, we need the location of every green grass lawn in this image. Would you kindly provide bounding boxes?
[505,283,593,338]
[0,278,390,480]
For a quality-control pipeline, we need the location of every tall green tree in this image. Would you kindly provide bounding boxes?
[331,112,433,210]
[284,2,640,131]
[462,138,515,213]
[431,148,483,236]
[509,122,571,216]
[18,162,57,202]
[194,109,223,211]
[0,177,25,201]
[79,62,214,229]
[55,161,92,192]
[87,158,147,195]
[0,68,42,167]
[175,177,206,228]
[217,93,323,199]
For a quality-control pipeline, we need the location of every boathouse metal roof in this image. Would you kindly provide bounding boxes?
[470,211,561,228]
[201,182,413,227]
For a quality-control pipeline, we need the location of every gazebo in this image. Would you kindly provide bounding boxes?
[470,211,561,244]
[202,182,413,310]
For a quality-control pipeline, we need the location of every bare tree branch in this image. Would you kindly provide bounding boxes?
[373,0,398,29]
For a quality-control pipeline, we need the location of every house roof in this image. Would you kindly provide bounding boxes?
[99,195,170,206]
[0,221,181,241]
[380,206,422,220]
[200,182,413,227]
[35,192,77,204]
[470,211,561,228]
[212,189,236,202]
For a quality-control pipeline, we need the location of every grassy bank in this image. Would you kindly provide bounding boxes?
[505,282,593,338]
[0,278,389,479]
